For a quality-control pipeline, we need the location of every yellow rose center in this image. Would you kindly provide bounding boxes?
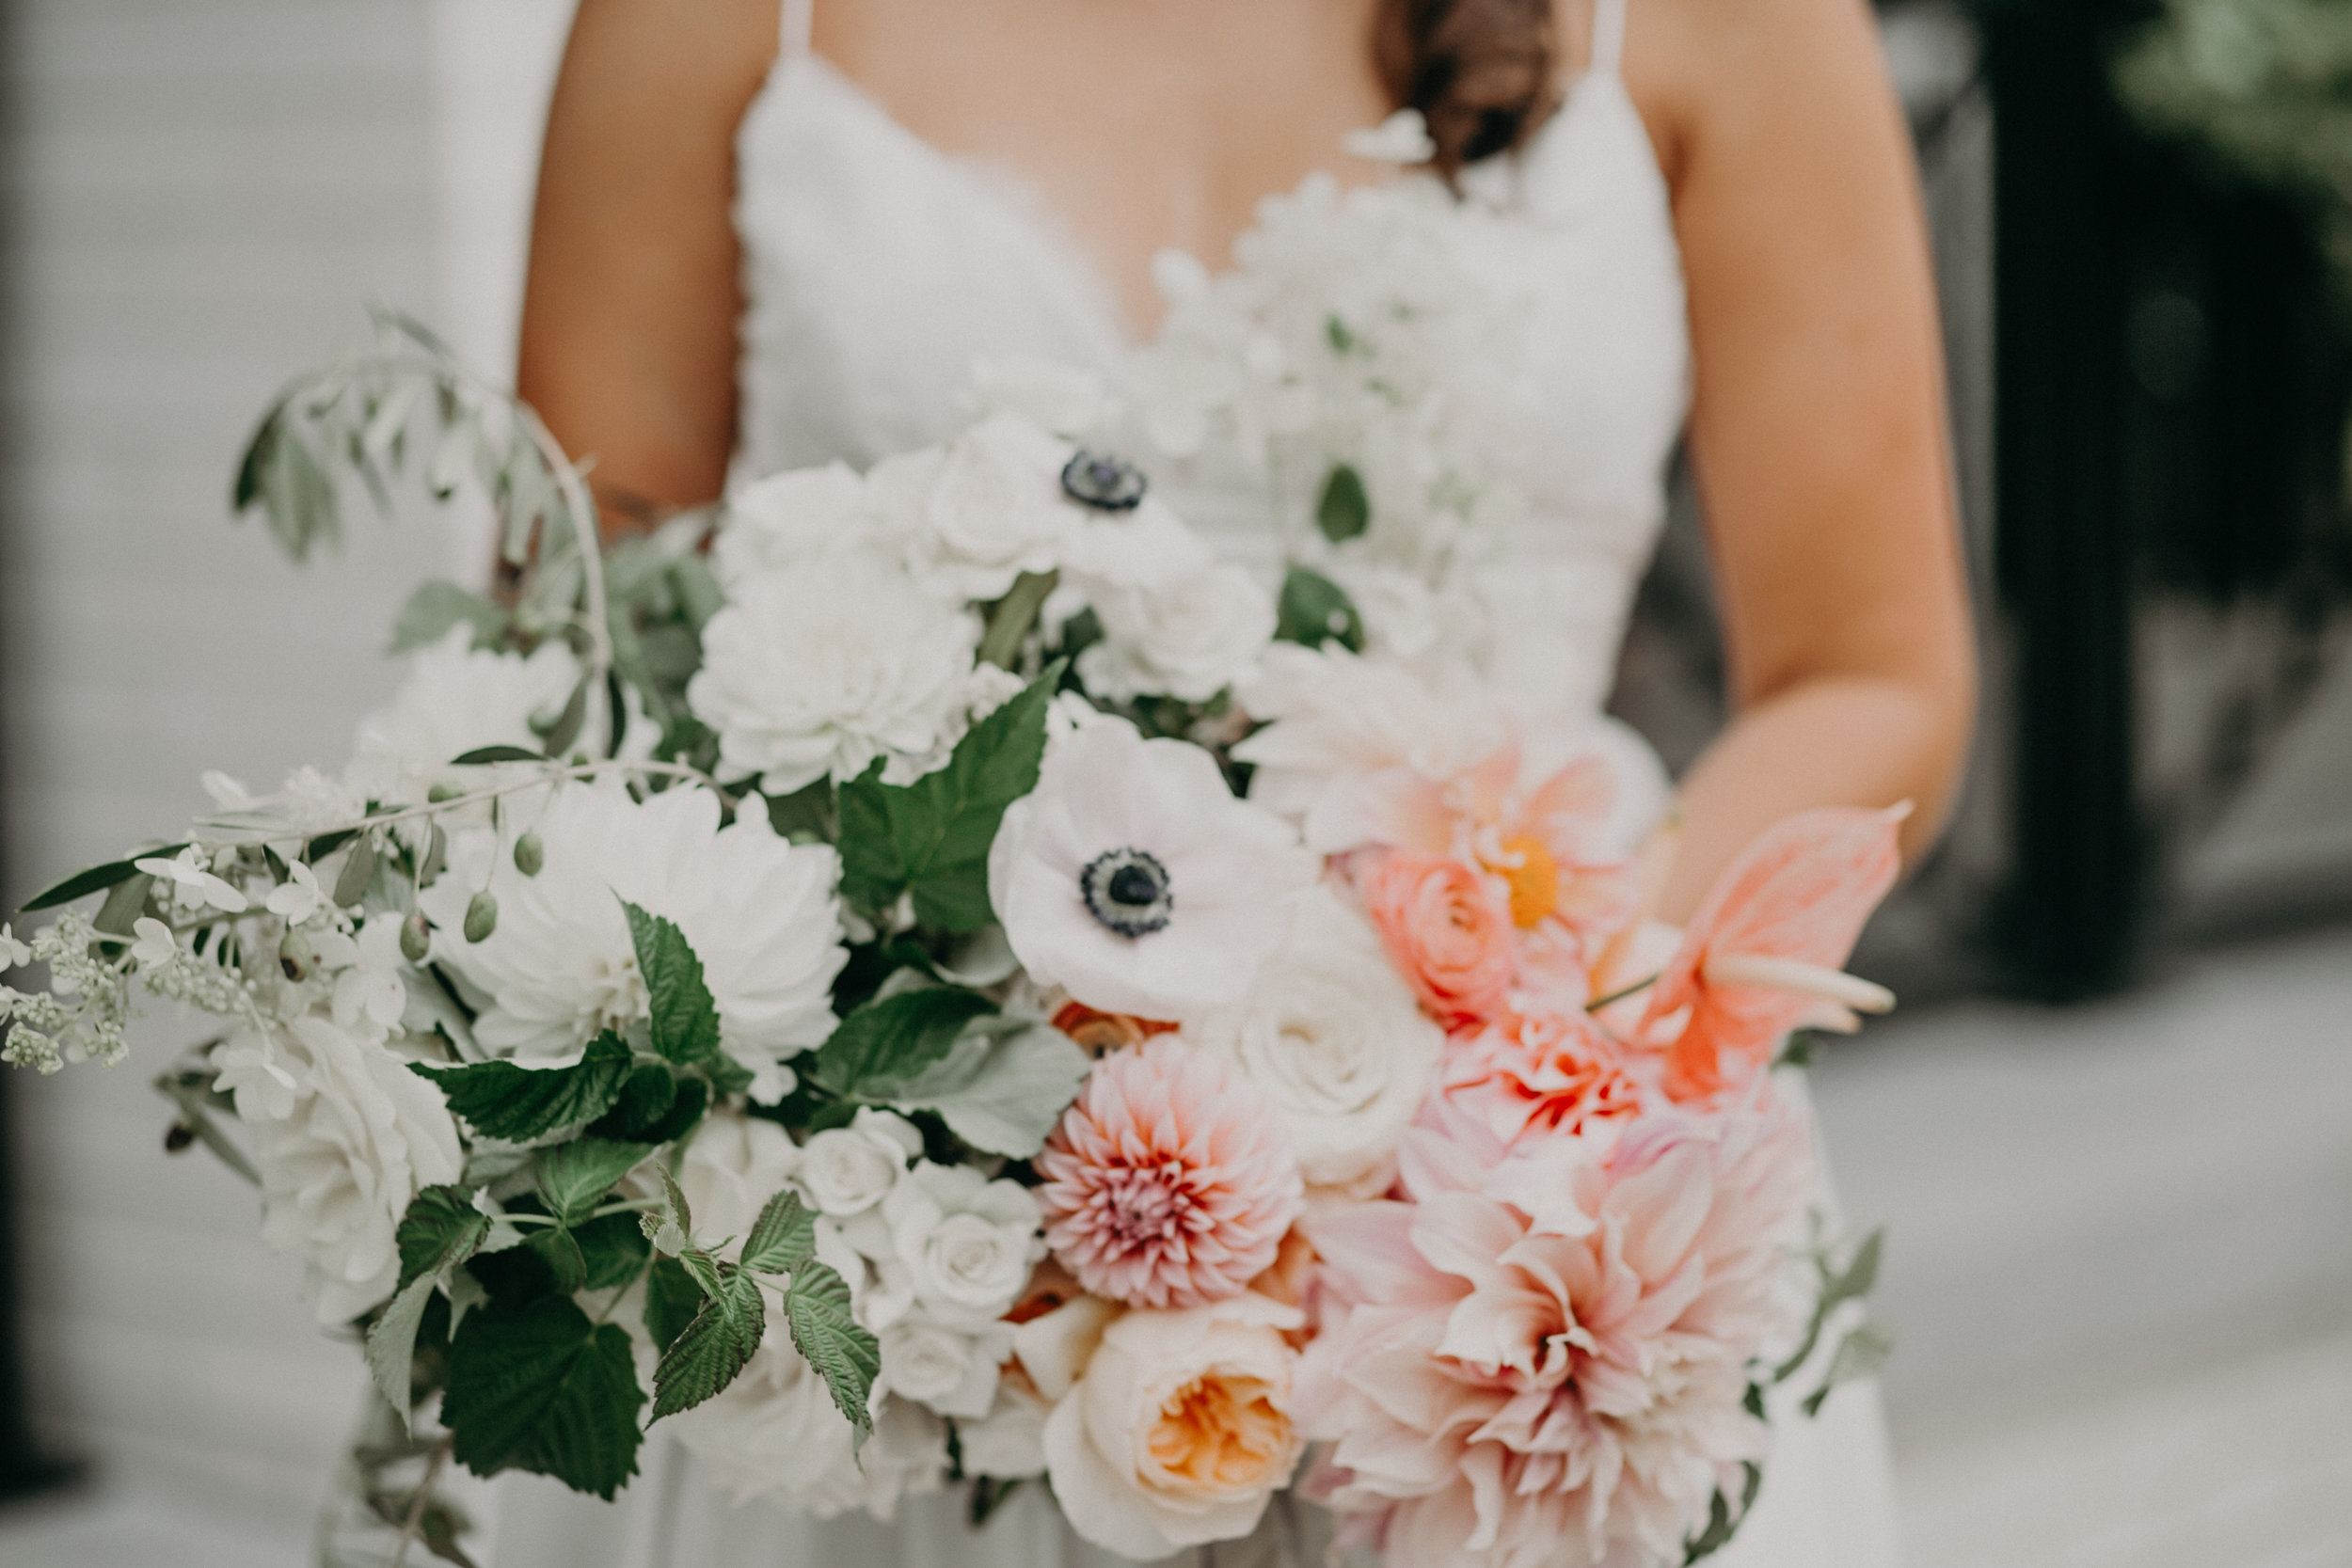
[1484,833,1560,928]
[1147,1373,1294,1492]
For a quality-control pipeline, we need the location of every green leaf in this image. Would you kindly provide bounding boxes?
[332,834,379,910]
[808,988,995,1101]
[449,745,546,767]
[883,1018,1090,1158]
[572,1211,652,1292]
[91,873,155,939]
[22,847,185,912]
[526,1226,588,1295]
[1773,1228,1885,1384]
[533,1138,653,1227]
[1314,462,1371,544]
[232,401,286,514]
[537,676,591,758]
[366,1185,491,1427]
[1801,1322,1897,1418]
[786,1261,879,1448]
[586,1063,680,1142]
[412,1033,634,1142]
[390,580,511,655]
[835,665,1059,931]
[651,1267,766,1420]
[1276,566,1366,653]
[622,902,723,1066]
[644,1257,705,1354]
[443,1295,645,1498]
[737,1190,817,1278]
[1683,1464,1762,1563]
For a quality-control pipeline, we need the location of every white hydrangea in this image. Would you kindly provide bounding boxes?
[421,781,844,1101]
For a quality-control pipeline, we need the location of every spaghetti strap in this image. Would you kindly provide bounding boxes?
[1591,0,1628,77]
[780,0,814,56]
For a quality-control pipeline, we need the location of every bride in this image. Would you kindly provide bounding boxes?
[483,0,1972,1563]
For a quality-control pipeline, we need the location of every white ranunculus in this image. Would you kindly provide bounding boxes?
[212,1015,462,1323]
[1074,562,1275,704]
[678,1111,803,1253]
[867,411,1079,602]
[876,1315,1013,1419]
[957,1373,1052,1480]
[688,548,991,795]
[989,721,1311,1021]
[421,782,844,1101]
[879,1160,1042,1324]
[668,1307,946,1519]
[1043,1293,1307,1559]
[1185,884,1443,1194]
[799,1107,922,1218]
[350,625,580,801]
[710,462,869,588]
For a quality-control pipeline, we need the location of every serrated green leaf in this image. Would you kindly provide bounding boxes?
[533,1138,653,1227]
[413,1034,634,1142]
[738,1190,816,1278]
[883,1018,1090,1158]
[835,664,1059,931]
[1315,462,1371,544]
[573,1211,653,1291]
[644,1257,705,1354]
[21,847,185,913]
[586,1063,680,1142]
[527,1226,588,1295]
[809,988,995,1101]
[651,1268,766,1420]
[443,1295,644,1498]
[786,1261,878,1448]
[390,579,510,655]
[1276,566,1366,653]
[369,1186,492,1428]
[622,902,723,1066]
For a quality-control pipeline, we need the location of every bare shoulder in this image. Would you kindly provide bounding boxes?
[1586,0,1900,188]
[550,0,780,135]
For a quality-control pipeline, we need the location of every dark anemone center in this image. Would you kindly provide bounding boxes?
[1060,450,1148,512]
[1080,847,1174,938]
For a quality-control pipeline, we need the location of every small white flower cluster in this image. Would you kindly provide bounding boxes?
[0,914,135,1072]
[690,412,1273,795]
[668,1109,1051,1517]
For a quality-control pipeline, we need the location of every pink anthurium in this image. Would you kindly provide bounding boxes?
[1637,803,1909,1101]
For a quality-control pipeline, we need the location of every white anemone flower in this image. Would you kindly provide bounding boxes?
[987,721,1311,1022]
[422,782,845,1101]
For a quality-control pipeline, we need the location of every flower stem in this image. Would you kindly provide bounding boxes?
[389,1433,451,1568]
[1584,972,1660,1014]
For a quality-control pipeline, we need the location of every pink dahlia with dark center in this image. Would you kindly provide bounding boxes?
[1036,1035,1305,1309]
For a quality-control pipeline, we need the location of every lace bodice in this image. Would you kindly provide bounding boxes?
[730,0,1690,722]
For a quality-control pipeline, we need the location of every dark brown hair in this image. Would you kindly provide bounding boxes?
[1373,0,1560,177]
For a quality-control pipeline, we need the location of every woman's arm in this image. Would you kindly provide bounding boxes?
[1628,0,1977,920]
[516,0,778,529]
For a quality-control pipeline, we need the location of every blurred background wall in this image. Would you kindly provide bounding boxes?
[0,0,2344,1562]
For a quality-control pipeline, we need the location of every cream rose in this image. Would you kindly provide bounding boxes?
[1075,561,1275,704]
[957,1372,1052,1480]
[211,1015,463,1323]
[880,1160,1042,1324]
[1186,884,1443,1194]
[875,1315,1013,1419]
[1042,1292,1306,1559]
[867,410,1079,601]
[799,1107,922,1218]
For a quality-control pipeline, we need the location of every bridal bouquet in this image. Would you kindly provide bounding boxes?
[4,294,1894,1567]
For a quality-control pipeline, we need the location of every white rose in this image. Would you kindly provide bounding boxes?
[876,1316,1013,1418]
[678,1112,802,1253]
[711,462,868,588]
[1075,562,1274,704]
[881,1161,1042,1324]
[688,548,987,795]
[667,1306,946,1520]
[800,1108,922,1217]
[868,411,1078,602]
[958,1373,1052,1480]
[1185,884,1443,1195]
[1042,1293,1306,1559]
[212,1015,463,1323]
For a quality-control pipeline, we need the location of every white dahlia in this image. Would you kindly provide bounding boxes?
[688,548,990,795]
[422,782,844,1101]
[987,720,1311,1021]
[350,624,579,798]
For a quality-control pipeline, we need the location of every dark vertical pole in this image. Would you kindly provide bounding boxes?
[1981,0,2148,998]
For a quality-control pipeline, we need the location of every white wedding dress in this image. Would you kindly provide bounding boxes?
[479,0,1905,1561]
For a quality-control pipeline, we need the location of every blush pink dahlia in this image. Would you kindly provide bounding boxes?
[1296,1092,1817,1568]
[1037,1037,1305,1309]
